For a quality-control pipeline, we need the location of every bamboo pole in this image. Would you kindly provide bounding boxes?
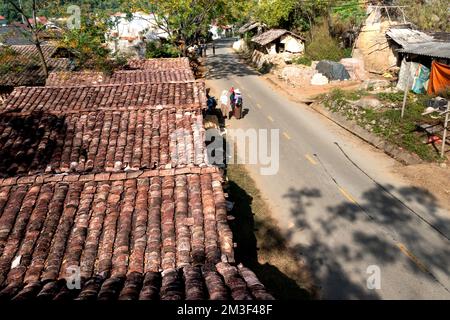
[441,102,450,158]
[401,72,410,119]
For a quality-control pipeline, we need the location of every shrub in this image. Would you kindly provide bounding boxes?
[146,41,180,58]
[305,21,346,62]
[292,56,312,66]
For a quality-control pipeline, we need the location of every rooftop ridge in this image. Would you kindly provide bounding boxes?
[0,167,220,187]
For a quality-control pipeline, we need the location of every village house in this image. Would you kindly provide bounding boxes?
[251,29,305,55]
[384,26,450,94]
[232,21,266,52]
[0,15,7,27]
[248,29,306,70]
[106,12,169,58]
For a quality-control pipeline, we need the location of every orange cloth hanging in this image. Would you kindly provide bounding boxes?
[428,61,450,95]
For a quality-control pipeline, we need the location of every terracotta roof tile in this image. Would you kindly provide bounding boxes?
[0,109,208,177]
[0,171,274,300]
[0,45,71,86]
[127,58,191,70]
[1,82,207,113]
[46,69,196,86]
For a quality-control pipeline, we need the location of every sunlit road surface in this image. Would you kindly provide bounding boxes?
[206,39,450,299]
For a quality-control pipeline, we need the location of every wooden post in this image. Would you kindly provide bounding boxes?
[441,102,450,159]
[401,71,410,119]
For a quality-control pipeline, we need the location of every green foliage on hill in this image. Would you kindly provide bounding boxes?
[304,21,348,62]
[398,0,450,32]
[145,41,181,58]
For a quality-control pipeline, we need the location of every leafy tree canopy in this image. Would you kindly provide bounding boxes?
[120,0,253,52]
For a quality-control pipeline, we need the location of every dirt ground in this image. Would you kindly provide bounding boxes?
[394,163,450,211]
[263,72,362,102]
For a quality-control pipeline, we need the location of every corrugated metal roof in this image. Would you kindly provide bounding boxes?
[386,28,433,47]
[399,41,450,59]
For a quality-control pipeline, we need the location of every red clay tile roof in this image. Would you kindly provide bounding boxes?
[0,109,208,177]
[0,45,71,87]
[128,58,191,70]
[8,45,58,60]
[0,82,207,113]
[46,69,196,86]
[0,55,274,301]
[0,169,274,300]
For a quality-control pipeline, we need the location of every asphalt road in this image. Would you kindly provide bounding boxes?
[206,39,450,299]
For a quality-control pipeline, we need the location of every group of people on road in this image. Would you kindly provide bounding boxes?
[207,87,244,120]
[216,87,243,120]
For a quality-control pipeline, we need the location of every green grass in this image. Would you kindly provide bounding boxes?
[226,163,316,300]
[322,89,443,161]
[376,92,405,103]
[292,56,312,67]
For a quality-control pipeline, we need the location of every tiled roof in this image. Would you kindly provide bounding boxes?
[46,69,196,86]
[0,109,208,177]
[0,45,71,86]
[0,169,274,300]
[1,82,207,113]
[128,58,191,70]
[0,26,34,45]
[0,55,274,301]
[8,45,58,60]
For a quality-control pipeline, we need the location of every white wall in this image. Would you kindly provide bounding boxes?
[107,12,169,56]
[280,35,304,53]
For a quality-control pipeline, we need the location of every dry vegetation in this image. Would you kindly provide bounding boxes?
[226,163,317,299]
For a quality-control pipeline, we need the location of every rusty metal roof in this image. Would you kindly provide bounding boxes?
[398,41,450,59]
[386,28,433,47]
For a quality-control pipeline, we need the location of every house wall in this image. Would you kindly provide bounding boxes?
[267,43,277,54]
[107,12,168,57]
[280,35,304,53]
[353,20,399,74]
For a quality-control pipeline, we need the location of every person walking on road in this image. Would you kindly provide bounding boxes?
[229,87,235,119]
[233,89,243,119]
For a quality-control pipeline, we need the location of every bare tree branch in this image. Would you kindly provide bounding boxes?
[5,0,49,76]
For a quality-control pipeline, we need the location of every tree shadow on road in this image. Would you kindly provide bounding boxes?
[283,183,450,299]
[206,40,259,80]
[226,177,315,300]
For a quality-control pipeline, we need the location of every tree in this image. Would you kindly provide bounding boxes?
[122,0,250,56]
[2,0,50,75]
[58,11,126,73]
[397,0,450,32]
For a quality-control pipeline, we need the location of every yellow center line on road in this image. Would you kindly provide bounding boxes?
[283,132,292,140]
[396,243,430,274]
[267,116,274,122]
[305,154,318,165]
[338,187,357,204]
